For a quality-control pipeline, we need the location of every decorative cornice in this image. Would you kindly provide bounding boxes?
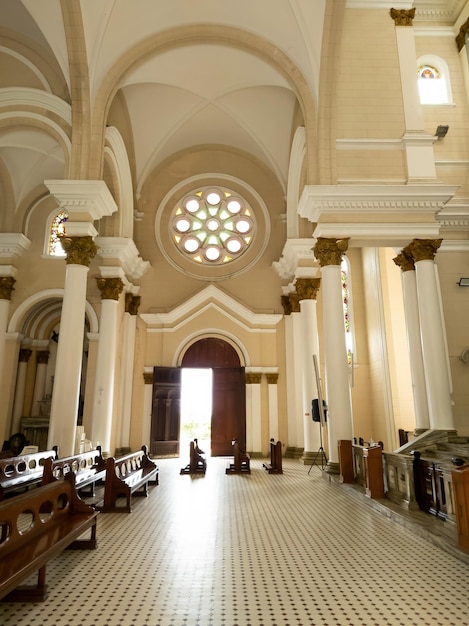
[313,223,441,247]
[45,180,117,220]
[272,238,316,280]
[95,237,151,280]
[0,234,31,258]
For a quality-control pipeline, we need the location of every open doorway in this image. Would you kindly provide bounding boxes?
[180,368,212,456]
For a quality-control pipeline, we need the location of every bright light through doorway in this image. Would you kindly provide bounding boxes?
[180,368,212,455]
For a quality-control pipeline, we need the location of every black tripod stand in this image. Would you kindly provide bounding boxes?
[308,407,327,473]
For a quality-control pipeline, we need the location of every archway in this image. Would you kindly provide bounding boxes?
[182,338,246,456]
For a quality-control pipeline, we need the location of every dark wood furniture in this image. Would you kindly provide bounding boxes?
[180,439,207,475]
[263,439,283,474]
[363,444,385,499]
[338,439,354,484]
[226,439,250,474]
[101,446,159,512]
[0,448,58,500]
[41,447,106,497]
[0,472,99,602]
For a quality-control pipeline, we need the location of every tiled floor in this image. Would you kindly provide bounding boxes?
[1,457,469,626]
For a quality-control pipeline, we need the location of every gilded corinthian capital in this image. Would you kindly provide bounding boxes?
[393,251,414,272]
[96,277,125,300]
[407,238,442,263]
[313,237,349,267]
[390,8,415,26]
[125,293,141,315]
[59,235,97,266]
[295,278,320,301]
[0,276,16,300]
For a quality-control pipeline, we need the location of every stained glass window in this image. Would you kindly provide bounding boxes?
[171,187,255,265]
[341,257,354,366]
[49,210,68,256]
[417,64,447,104]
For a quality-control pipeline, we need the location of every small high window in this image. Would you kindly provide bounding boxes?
[48,210,68,256]
[417,57,452,105]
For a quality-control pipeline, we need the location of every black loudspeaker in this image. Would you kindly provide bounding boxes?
[312,399,327,423]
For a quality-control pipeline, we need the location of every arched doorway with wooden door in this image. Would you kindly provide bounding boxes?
[149,335,247,458]
[181,337,246,456]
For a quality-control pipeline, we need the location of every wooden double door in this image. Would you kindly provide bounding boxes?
[151,338,246,457]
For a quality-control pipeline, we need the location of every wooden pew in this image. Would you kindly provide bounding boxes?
[0,472,99,602]
[263,438,283,474]
[0,448,58,500]
[41,447,107,497]
[101,446,159,513]
[226,439,250,474]
[180,439,207,475]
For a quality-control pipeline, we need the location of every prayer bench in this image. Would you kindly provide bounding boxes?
[42,447,107,497]
[0,472,99,602]
[263,439,283,474]
[0,448,59,500]
[101,445,159,513]
[226,439,251,474]
[180,439,207,475]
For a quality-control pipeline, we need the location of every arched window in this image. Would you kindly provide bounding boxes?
[48,210,68,256]
[341,256,355,366]
[417,56,452,105]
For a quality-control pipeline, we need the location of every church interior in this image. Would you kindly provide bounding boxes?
[1,0,469,623]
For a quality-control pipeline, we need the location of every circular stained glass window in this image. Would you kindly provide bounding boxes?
[171,186,255,265]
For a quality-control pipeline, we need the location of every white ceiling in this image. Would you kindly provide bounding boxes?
[0,0,466,207]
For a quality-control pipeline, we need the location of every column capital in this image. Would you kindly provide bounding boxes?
[60,235,97,266]
[456,18,469,52]
[288,292,300,313]
[96,277,125,301]
[295,277,321,300]
[393,251,415,272]
[125,293,141,315]
[266,373,279,384]
[313,237,349,267]
[281,294,292,315]
[0,276,16,300]
[36,350,50,364]
[390,8,415,26]
[245,372,262,384]
[143,371,153,384]
[19,348,32,362]
[407,238,442,262]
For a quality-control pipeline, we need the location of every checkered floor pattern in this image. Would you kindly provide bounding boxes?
[1,457,468,625]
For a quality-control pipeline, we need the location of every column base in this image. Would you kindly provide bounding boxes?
[324,460,340,475]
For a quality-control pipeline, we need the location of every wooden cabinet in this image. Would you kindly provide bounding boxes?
[363,445,385,499]
[451,464,469,551]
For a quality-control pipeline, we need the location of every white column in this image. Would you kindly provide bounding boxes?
[314,238,353,473]
[48,250,94,456]
[283,309,299,452]
[267,373,279,441]
[297,278,321,463]
[245,372,262,454]
[408,239,454,430]
[393,251,430,433]
[118,293,139,452]
[31,349,50,416]
[90,276,124,455]
[11,348,32,434]
[391,9,437,183]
